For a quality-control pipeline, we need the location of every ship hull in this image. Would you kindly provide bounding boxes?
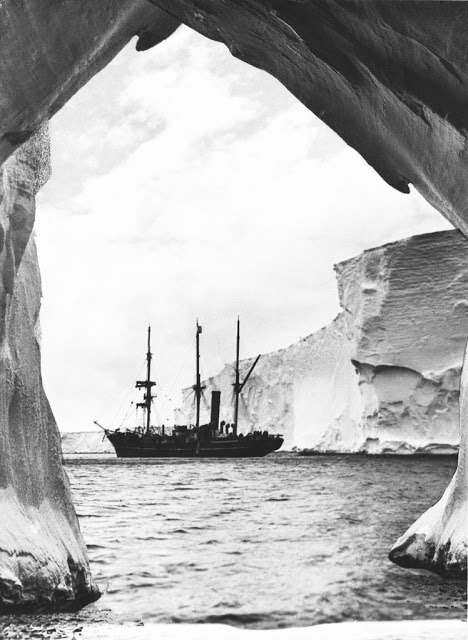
[107,434,283,458]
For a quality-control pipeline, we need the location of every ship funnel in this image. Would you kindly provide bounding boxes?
[210,390,221,430]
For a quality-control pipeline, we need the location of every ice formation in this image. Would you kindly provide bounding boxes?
[0,0,466,593]
[389,341,468,576]
[0,129,99,609]
[177,231,467,456]
[61,432,113,455]
[337,230,467,455]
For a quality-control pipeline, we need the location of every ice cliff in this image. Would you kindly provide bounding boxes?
[61,432,113,455]
[0,130,99,610]
[337,230,467,455]
[177,231,467,456]
[0,0,466,593]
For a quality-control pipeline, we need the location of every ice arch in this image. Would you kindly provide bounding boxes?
[0,0,466,609]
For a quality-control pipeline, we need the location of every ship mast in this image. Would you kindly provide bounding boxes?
[233,317,241,431]
[136,326,156,434]
[233,317,261,433]
[193,321,205,428]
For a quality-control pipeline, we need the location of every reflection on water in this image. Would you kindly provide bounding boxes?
[66,454,466,629]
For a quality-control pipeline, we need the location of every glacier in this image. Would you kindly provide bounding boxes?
[177,230,467,456]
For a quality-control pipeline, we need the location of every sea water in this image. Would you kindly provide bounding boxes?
[64,453,466,629]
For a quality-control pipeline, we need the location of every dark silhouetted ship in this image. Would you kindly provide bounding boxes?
[96,320,283,458]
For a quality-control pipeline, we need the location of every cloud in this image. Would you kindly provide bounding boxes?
[35,27,452,432]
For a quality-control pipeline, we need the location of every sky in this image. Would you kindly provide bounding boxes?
[35,26,452,432]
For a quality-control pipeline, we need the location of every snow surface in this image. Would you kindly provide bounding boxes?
[177,231,467,454]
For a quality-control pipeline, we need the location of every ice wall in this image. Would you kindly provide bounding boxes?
[177,231,467,455]
[337,230,467,455]
[61,432,113,455]
[0,130,99,610]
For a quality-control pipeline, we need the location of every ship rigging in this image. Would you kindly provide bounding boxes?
[95,320,283,458]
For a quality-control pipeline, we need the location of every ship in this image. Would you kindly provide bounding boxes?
[96,320,284,458]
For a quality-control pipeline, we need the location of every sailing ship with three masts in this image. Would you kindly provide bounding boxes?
[97,319,283,457]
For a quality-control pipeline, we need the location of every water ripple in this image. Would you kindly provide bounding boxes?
[65,453,466,629]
